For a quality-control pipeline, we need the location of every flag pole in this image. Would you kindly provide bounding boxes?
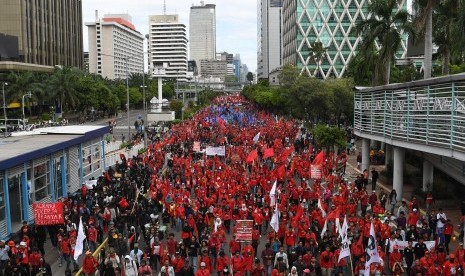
[349,253,354,276]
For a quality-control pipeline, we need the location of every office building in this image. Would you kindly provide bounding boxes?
[257,0,283,80]
[233,54,242,81]
[149,14,188,80]
[200,59,227,81]
[0,0,83,72]
[189,1,216,75]
[86,13,144,80]
[282,0,408,78]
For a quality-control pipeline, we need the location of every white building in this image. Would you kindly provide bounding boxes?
[257,0,283,80]
[189,1,216,76]
[148,14,188,81]
[86,12,144,80]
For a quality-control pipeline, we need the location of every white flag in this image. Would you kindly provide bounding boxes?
[320,218,328,239]
[364,221,380,276]
[338,216,351,262]
[318,198,327,217]
[74,217,86,261]
[270,204,280,233]
[253,132,260,144]
[335,217,341,234]
[270,181,277,206]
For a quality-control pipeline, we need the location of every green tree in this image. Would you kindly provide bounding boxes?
[169,100,183,119]
[312,124,347,154]
[355,0,414,85]
[246,72,254,84]
[326,78,355,126]
[309,41,328,78]
[413,0,440,78]
[278,64,299,88]
[345,45,378,86]
[47,66,81,115]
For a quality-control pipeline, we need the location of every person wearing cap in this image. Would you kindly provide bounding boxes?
[0,239,9,275]
[171,251,185,274]
[82,250,98,276]
[159,258,175,276]
[408,208,420,227]
[17,240,30,275]
[195,261,210,276]
[129,243,143,266]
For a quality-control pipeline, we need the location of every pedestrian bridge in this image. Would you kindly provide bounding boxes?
[353,73,465,199]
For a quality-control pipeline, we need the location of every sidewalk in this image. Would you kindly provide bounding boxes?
[344,143,463,252]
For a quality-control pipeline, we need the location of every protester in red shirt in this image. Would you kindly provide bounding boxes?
[82,250,98,275]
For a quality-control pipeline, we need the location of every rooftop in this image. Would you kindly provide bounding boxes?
[0,125,109,169]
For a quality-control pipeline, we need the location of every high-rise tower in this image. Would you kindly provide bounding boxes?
[189,1,216,76]
[257,0,283,80]
[0,0,83,70]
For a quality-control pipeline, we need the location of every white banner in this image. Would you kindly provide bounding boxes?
[393,240,436,251]
[206,146,226,156]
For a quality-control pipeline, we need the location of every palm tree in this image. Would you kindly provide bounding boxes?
[309,41,328,78]
[6,71,35,103]
[413,0,442,79]
[355,0,414,85]
[47,66,81,116]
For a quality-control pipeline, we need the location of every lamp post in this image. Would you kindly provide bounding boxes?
[22,91,32,130]
[2,82,8,137]
[141,33,149,149]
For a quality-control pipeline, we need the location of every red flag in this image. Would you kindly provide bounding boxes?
[246,150,258,163]
[312,151,325,165]
[263,148,275,159]
[272,164,286,179]
[119,197,129,209]
[278,146,294,163]
[291,204,304,227]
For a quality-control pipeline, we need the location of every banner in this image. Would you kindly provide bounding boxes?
[365,222,380,276]
[338,216,351,262]
[193,141,201,152]
[206,146,226,156]
[235,220,253,242]
[74,217,85,261]
[270,205,280,233]
[33,202,64,225]
[311,165,322,179]
[392,240,436,251]
[84,179,97,190]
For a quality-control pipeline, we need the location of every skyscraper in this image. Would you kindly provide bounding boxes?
[257,0,283,80]
[282,0,408,78]
[149,14,188,81]
[86,13,144,80]
[189,1,216,75]
[0,0,83,71]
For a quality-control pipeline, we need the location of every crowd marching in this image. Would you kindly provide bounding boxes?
[0,95,464,276]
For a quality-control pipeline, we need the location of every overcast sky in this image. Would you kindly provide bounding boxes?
[82,0,258,73]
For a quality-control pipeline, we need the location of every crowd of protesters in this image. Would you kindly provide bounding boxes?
[1,95,464,276]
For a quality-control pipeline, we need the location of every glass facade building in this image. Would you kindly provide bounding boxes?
[283,0,408,78]
[0,0,83,69]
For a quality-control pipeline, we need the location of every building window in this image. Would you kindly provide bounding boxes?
[0,176,5,221]
[33,161,50,201]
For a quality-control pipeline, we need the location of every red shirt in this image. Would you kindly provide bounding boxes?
[319,251,334,269]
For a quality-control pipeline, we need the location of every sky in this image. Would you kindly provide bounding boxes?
[82,0,258,73]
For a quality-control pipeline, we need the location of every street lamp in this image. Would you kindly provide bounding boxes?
[2,82,8,137]
[22,91,32,130]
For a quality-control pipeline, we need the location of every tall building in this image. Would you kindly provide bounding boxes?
[189,1,216,75]
[149,14,188,80]
[257,0,283,80]
[86,13,144,80]
[233,54,242,81]
[200,59,227,81]
[282,0,408,78]
[0,0,83,71]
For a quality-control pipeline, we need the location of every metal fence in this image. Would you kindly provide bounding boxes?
[354,74,465,152]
